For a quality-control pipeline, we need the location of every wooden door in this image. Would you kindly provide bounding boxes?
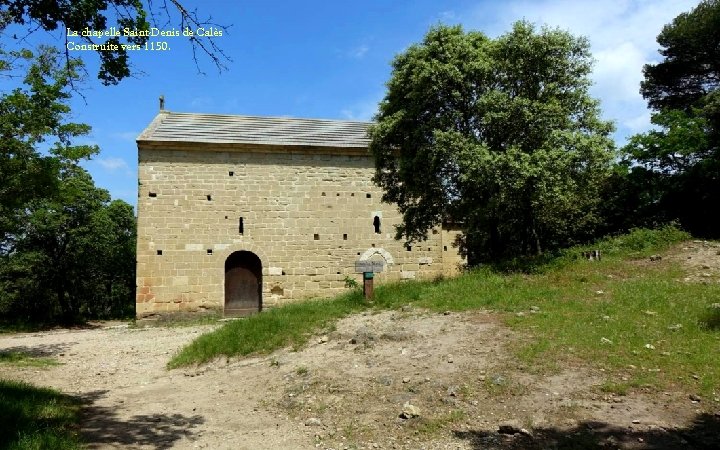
[224,251,262,316]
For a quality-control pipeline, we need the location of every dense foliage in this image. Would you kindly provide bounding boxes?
[641,0,720,144]
[616,0,720,238]
[370,23,615,262]
[0,48,136,325]
[0,1,232,325]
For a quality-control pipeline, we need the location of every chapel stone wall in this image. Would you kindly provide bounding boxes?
[136,145,465,316]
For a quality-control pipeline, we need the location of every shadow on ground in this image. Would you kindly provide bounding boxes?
[454,413,720,449]
[0,342,72,357]
[80,390,204,449]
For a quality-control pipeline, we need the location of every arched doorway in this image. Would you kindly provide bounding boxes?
[224,251,262,317]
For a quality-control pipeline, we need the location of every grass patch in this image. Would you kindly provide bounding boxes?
[0,379,82,450]
[413,409,466,434]
[168,291,365,368]
[169,227,719,398]
[132,309,223,328]
[0,351,60,368]
[599,380,638,396]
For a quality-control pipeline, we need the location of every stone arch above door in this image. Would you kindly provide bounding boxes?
[358,247,394,265]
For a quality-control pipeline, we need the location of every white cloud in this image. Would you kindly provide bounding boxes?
[348,44,370,59]
[624,111,652,133]
[340,94,382,121]
[456,0,699,142]
[438,10,458,22]
[96,157,130,172]
[593,41,646,102]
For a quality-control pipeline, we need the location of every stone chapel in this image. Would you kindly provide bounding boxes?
[135,109,465,317]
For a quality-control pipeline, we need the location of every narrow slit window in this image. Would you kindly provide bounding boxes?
[343,233,348,240]
[239,217,244,235]
[373,216,381,234]
[148,192,157,198]
[206,194,212,201]
[444,245,448,251]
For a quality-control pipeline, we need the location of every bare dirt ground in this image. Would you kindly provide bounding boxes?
[1,243,718,449]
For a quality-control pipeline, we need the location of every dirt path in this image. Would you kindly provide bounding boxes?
[2,306,717,449]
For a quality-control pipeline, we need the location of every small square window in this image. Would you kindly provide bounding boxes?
[206,194,212,201]
[366,193,371,198]
[156,249,163,256]
[314,234,320,240]
[229,171,234,176]
[207,249,213,255]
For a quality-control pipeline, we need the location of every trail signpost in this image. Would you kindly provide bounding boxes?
[355,260,385,300]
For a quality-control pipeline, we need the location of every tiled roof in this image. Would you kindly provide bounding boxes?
[137,111,371,148]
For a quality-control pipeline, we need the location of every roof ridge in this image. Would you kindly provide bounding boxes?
[166,110,372,125]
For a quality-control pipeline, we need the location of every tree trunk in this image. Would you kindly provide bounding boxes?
[56,282,72,324]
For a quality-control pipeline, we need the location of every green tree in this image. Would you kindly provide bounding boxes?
[370,23,615,262]
[624,109,710,174]
[641,0,720,143]
[0,47,136,324]
[1,167,136,323]
[0,46,97,250]
[618,0,720,238]
[620,109,719,237]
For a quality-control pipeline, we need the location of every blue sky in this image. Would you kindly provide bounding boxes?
[3,0,701,207]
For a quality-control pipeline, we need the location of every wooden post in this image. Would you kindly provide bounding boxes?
[363,272,374,301]
[355,260,384,302]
